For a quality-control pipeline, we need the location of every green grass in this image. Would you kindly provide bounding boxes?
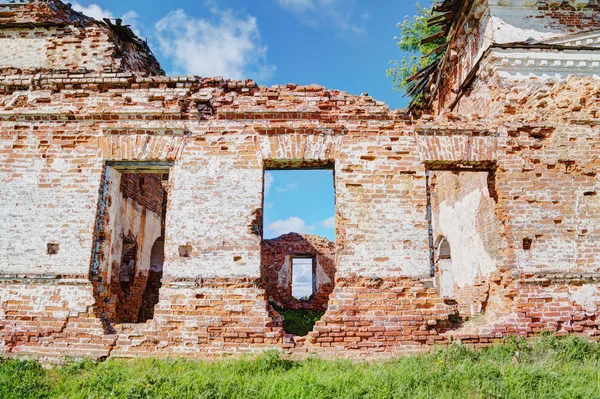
[2,335,600,398]
[271,304,325,336]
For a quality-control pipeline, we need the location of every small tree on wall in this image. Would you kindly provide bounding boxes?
[386,2,447,102]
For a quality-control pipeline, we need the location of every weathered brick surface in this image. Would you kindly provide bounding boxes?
[0,0,599,360]
[0,1,163,75]
[110,279,283,358]
[428,0,600,115]
[0,280,114,360]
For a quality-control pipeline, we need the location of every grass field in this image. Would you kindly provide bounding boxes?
[2,335,600,399]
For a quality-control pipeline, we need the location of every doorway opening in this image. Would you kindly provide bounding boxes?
[92,162,171,325]
[260,163,336,337]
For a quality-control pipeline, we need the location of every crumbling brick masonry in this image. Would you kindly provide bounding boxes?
[262,233,336,312]
[0,0,599,360]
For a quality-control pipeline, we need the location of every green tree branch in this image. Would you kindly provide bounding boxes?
[387,3,446,100]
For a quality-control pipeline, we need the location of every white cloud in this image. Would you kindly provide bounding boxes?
[155,8,275,81]
[275,0,314,12]
[274,0,364,34]
[265,216,314,238]
[72,2,114,20]
[321,216,335,229]
[275,182,298,193]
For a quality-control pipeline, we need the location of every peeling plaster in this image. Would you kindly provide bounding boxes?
[571,284,600,314]
[438,188,496,288]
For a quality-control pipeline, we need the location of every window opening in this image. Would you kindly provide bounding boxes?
[436,236,454,299]
[260,165,336,337]
[291,257,315,300]
[426,166,500,315]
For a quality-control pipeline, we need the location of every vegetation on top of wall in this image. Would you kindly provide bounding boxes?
[387,2,447,101]
[2,335,600,398]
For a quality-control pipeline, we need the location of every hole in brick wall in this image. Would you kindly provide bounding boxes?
[523,238,533,250]
[261,165,336,337]
[91,163,171,325]
[47,243,59,255]
[179,245,192,257]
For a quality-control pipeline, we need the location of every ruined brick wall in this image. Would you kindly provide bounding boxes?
[0,280,114,359]
[0,0,163,75]
[261,233,335,312]
[0,73,599,359]
[0,0,600,361]
[0,75,433,358]
[430,0,600,114]
[119,173,166,217]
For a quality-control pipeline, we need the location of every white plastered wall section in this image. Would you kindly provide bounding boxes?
[0,27,119,72]
[488,7,581,44]
[165,127,430,280]
[0,35,47,69]
[0,133,102,277]
[431,172,499,289]
[436,186,496,288]
[333,134,429,278]
[165,134,263,280]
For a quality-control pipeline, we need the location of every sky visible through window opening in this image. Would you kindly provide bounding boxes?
[292,258,314,299]
[264,169,335,242]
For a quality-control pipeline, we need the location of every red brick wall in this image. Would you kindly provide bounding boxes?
[0,70,599,360]
[119,173,166,217]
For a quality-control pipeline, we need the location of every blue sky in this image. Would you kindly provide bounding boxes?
[263,170,335,241]
[71,0,425,110]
